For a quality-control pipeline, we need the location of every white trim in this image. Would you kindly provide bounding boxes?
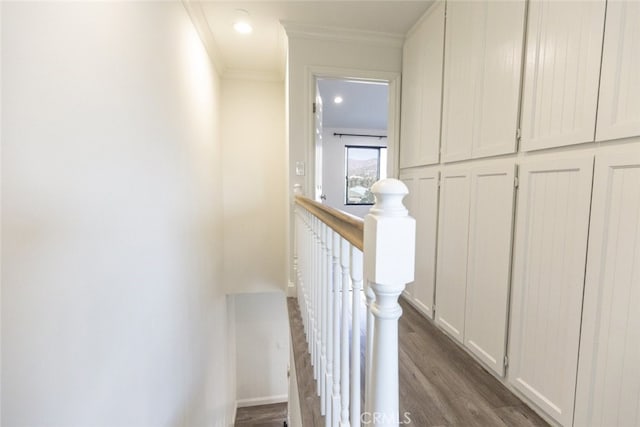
[236,394,288,408]
[281,21,404,48]
[306,66,402,197]
[231,401,238,426]
[181,0,226,75]
[405,0,443,39]
[287,281,297,297]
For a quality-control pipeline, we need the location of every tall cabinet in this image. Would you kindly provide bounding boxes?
[398,1,640,425]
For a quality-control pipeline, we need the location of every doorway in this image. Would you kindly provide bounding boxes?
[315,77,392,218]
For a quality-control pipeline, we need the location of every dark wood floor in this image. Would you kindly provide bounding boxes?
[235,402,287,427]
[288,296,548,427]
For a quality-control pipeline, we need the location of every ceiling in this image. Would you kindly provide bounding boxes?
[191,1,434,79]
[318,79,388,130]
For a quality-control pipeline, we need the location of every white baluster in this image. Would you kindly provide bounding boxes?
[311,216,317,377]
[325,225,334,426]
[320,223,328,414]
[316,217,322,392]
[350,247,363,426]
[364,284,375,419]
[314,217,321,384]
[332,230,342,427]
[340,237,351,427]
[363,179,415,427]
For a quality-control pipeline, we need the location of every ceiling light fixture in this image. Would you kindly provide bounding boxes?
[233,9,253,34]
[334,96,343,104]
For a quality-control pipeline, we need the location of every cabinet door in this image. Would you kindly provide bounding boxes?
[574,145,640,427]
[441,1,479,162]
[417,3,444,166]
[442,0,525,162]
[472,0,525,158]
[412,170,440,318]
[464,163,516,377]
[595,1,640,142]
[509,155,594,426]
[399,3,445,168]
[520,1,606,151]
[435,168,470,342]
[400,174,417,298]
[399,33,421,169]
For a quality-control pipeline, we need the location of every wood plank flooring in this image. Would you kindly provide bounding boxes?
[235,402,287,427]
[288,296,548,426]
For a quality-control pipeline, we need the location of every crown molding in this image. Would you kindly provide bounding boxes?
[181,0,226,76]
[280,21,404,49]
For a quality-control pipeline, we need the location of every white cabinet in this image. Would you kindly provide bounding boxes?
[441,0,525,162]
[399,2,444,168]
[464,163,516,377]
[400,169,439,318]
[435,168,470,342]
[574,145,640,427]
[508,155,594,426]
[520,0,606,151]
[596,1,640,142]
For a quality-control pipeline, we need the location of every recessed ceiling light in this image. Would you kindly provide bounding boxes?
[334,96,343,104]
[233,9,253,34]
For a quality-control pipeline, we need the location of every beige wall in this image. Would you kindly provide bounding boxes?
[1,2,233,425]
[221,78,287,295]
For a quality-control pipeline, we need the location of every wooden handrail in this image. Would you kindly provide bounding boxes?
[294,195,364,251]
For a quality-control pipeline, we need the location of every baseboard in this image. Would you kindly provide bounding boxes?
[287,281,296,297]
[236,394,288,408]
[231,401,238,426]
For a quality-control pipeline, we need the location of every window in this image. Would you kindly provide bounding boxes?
[345,146,387,205]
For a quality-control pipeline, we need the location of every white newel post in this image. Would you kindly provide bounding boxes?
[363,179,415,427]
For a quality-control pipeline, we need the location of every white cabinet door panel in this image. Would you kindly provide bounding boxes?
[575,145,640,427]
[464,163,516,377]
[442,0,525,162]
[412,171,440,318]
[509,155,594,426]
[399,3,445,168]
[435,168,470,342]
[401,174,417,298]
[520,1,605,151]
[399,34,421,169]
[441,1,478,162]
[596,1,640,142]
[472,0,525,158]
[417,3,445,166]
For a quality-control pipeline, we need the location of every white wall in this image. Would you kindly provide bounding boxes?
[286,33,402,288]
[221,78,287,294]
[322,128,387,218]
[1,3,233,425]
[287,35,401,198]
[233,292,289,406]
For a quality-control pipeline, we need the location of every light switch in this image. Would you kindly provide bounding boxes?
[295,161,305,176]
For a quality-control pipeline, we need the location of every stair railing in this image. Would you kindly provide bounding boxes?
[294,179,416,427]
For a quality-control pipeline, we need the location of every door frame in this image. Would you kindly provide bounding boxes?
[304,66,401,199]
